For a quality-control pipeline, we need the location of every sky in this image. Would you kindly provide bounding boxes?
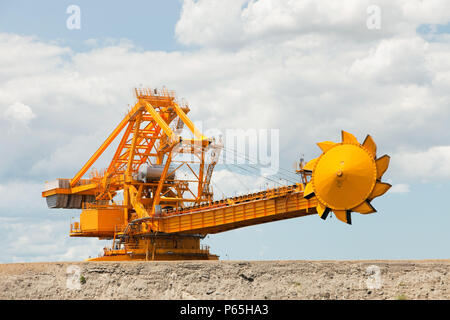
[1,0,450,262]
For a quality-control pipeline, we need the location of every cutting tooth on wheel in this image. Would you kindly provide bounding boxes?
[376,155,390,179]
[341,130,359,144]
[317,202,330,220]
[352,201,376,214]
[369,182,392,200]
[334,210,352,224]
[317,141,337,153]
[303,182,315,199]
[346,211,352,225]
[362,135,377,158]
[302,158,318,172]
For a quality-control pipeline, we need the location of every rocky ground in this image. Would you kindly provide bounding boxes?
[0,260,448,300]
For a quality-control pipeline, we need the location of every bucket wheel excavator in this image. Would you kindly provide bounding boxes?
[42,88,391,261]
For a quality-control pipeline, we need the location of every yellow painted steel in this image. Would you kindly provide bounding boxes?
[303,130,391,225]
[43,88,392,261]
[41,183,98,197]
[76,208,124,237]
[70,103,142,187]
[173,103,207,140]
[161,188,317,234]
[144,102,177,143]
[312,144,376,210]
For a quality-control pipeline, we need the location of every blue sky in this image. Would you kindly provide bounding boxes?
[1,0,450,262]
[0,1,183,51]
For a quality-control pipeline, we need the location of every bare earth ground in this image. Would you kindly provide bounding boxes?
[0,260,449,300]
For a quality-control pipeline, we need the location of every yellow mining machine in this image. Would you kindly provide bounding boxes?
[42,88,391,261]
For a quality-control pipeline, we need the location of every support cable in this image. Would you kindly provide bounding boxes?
[221,148,297,185]
[222,146,300,183]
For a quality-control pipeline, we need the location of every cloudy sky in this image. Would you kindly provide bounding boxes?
[1,0,450,262]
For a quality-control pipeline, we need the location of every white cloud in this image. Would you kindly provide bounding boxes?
[392,146,450,182]
[175,0,248,48]
[348,37,431,85]
[401,0,450,24]
[0,33,70,84]
[0,181,46,215]
[390,183,410,193]
[0,217,107,262]
[175,0,450,49]
[30,129,119,179]
[3,102,36,126]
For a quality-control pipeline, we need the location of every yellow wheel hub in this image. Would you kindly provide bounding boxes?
[302,130,391,224]
[312,144,376,211]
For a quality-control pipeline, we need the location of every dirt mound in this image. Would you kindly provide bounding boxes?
[0,260,448,300]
